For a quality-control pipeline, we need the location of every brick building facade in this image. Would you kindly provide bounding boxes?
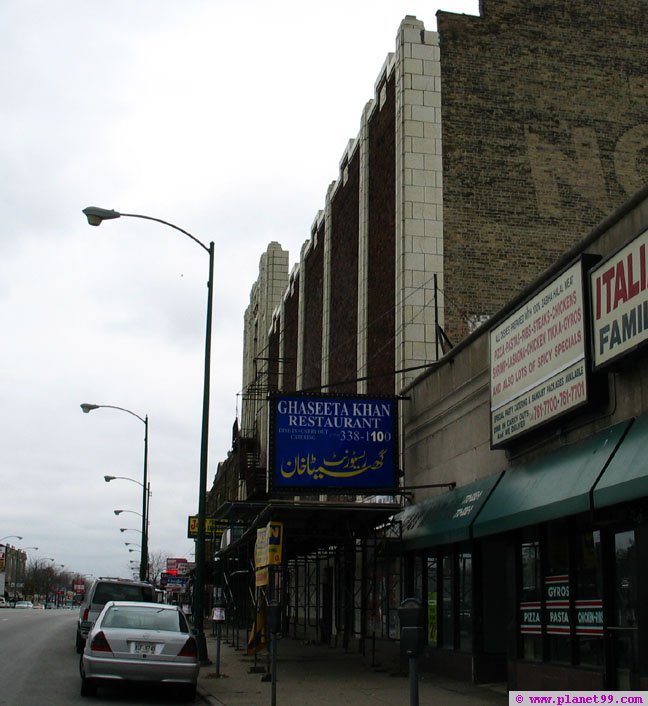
[211,0,648,687]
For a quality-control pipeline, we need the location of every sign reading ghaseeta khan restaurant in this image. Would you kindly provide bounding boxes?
[269,394,398,493]
[490,259,590,447]
[590,226,648,370]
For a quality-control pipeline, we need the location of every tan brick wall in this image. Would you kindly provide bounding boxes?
[439,0,648,344]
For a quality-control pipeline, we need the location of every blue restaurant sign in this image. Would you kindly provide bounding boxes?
[268,394,399,493]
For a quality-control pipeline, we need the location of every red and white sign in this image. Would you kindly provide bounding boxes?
[490,261,588,446]
[590,227,648,369]
[166,557,188,572]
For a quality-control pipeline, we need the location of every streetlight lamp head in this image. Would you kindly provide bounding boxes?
[104,475,115,483]
[82,206,121,227]
[80,403,99,414]
[114,510,122,516]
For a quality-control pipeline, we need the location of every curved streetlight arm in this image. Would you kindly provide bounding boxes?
[105,475,145,490]
[80,403,146,425]
[82,208,209,254]
[0,535,23,543]
[114,509,143,518]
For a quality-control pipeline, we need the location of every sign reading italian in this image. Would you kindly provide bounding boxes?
[268,394,398,492]
[590,227,648,369]
[490,260,588,446]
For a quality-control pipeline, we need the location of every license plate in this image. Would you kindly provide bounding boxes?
[134,642,155,654]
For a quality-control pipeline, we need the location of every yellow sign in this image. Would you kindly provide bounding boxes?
[267,521,283,565]
[186,516,227,539]
[254,522,283,587]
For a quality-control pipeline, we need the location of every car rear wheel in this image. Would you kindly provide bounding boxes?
[76,632,85,654]
[80,676,97,697]
[79,657,97,697]
[180,683,197,701]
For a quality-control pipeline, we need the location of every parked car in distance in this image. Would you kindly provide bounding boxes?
[76,577,156,653]
[14,601,34,609]
[79,601,199,699]
[0,597,8,608]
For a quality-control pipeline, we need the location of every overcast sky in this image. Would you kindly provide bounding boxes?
[0,0,479,584]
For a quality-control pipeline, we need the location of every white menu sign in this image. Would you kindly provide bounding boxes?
[490,261,588,446]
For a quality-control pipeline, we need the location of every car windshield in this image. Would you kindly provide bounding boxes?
[101,606,188,633]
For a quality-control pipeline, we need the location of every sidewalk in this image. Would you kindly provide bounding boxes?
[196,631,508,706]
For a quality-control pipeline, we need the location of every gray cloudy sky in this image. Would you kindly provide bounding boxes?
[0,0,478,581]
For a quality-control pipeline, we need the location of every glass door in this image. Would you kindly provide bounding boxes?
[610,529,637,689]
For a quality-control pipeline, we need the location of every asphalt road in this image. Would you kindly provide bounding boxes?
[0,608,196,705]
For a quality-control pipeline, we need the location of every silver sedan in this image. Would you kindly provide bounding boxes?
[79,601,199,700]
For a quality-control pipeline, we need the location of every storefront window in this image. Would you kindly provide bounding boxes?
[613,529,637,688]
[574,529,603,667]
[545,521,570,664]
[427,556,438,646]
[387,556,401,639]
[458,552,472,651]
[412,555,424,600]
[520,539,542,661]
[442,552,454,648]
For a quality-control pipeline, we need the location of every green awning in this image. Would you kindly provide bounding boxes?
[472,422,630,538]
[593,414,648,508]
[397,472,503,549]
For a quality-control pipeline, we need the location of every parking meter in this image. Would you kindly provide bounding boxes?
[212,598,226,678]
[212,598,226,623]
[267,600,281,635]
[399,598,426,657]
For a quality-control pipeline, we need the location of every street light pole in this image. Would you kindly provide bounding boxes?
[82,206,214,664]
[81,404,149,583]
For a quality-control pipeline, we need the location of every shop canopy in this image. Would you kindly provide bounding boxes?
[593,413,648,508]
[472,421,630,538]
[397,472,503,550]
